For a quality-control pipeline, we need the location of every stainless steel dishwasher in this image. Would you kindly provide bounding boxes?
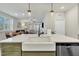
[56,43,79,56]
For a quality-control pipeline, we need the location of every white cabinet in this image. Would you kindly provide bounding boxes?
[55,20,65,35]
[65,5,78,38]
[54,13,65,35]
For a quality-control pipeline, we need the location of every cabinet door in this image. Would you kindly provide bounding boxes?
[1,43,21,56]
[55,20,65,35]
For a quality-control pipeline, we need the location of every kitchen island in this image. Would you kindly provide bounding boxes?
[0,34,79,56]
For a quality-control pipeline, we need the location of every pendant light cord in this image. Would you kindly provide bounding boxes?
[28,3,30,10]
[50,3,54,12]
[51,3,53,11]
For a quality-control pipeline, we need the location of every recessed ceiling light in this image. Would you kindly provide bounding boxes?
[15,13,18,16]
[60,6,64,9]
[15,13,25,16]
[33,18,36,21]
[22,13,25,16]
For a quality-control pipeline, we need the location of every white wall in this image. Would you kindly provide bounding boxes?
[65,5,78,38]
[43,13,55,33]
[13,19,20,31]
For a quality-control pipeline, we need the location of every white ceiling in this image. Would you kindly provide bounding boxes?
[0,3,76,19]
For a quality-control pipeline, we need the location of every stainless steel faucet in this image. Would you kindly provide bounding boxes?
[38,24,41,37]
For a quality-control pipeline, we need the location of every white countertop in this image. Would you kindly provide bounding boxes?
[0,34,79,51]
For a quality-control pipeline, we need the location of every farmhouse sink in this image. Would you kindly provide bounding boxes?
[22,36,55,51]
[26,36,51,42]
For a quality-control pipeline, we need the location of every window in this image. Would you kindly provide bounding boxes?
[0,16,4,30]
[0,16,13,31]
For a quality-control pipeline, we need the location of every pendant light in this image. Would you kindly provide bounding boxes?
[50,3,54,16]
[27,3,31,16]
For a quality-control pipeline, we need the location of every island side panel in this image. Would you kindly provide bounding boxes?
[1,43,22,56]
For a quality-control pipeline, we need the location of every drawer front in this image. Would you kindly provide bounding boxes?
[2,51,21,56]
[1,43,21,52]
[22,51,55,56]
